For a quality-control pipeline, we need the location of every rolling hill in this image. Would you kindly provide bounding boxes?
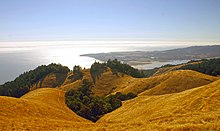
[115,70,218,95]
[0,70,219,130]
[98,79,220,130]
[60,66,218,97]
[0,60,220,130]
[59,68,136,96]
[0,88,95,130]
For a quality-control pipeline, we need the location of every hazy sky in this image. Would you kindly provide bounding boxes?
[0,0,220,42]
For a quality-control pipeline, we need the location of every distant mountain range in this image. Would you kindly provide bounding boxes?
[81,45,220,64]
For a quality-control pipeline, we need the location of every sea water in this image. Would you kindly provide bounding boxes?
[0,41,189,84]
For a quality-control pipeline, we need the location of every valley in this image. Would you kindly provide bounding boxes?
[0,58,220,130]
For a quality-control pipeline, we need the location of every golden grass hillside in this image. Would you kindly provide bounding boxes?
[1,70,219,130]
[60,68,137,96]
[98,79,220,130]
[31,73,57,90]
[0,88,95,130]
[60,69,217,97]
[139,70,218,95]
[152,61,201,76]
[31,72,67,90]
[91,69,136,96]
[116,70,218,95]
[59,69,93,91]
[0,88,156,130]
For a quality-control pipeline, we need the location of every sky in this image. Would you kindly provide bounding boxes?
[0,0,220,42]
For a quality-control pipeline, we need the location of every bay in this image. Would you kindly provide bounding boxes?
[0,41,188,84]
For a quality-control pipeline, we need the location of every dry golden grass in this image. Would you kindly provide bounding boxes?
[1,70,219,130]
[116,70,218,95]
[91,69,136,96]
[139,70,218,95]
[60,69,217,97]
[0,88,162,130]
[98,79,220,130]
[0,88,95,130]
[60,68,136,96]
[31,72,65,91]
[31,73,58,90]
[59,79,82,91]
[58,69,92,92]
[152,61,201,76]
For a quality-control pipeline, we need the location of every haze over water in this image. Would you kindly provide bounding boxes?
[0,40,216,84]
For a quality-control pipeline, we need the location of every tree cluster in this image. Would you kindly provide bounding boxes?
[106,59,145,78]
[90,61,107,84]
[0,63,70,97]
[178,58,220,76]
[89,59,146,82]
[65,79,136,122]
[72,65,83,81]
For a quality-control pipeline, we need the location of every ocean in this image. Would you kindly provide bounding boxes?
[0,41,198,84]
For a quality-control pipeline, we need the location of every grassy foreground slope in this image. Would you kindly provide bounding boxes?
[0,88,159,130]
[0,88,95,130]
[99,79,220,130]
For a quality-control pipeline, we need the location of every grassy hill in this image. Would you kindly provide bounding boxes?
[116,70,218,95]
[151,61,201,76]
[0,71,219,130]
[144,58,220,78]
[60,68,136,96]
[1,59,220,130]
[60,69,217,97]
[91,69,135,96]
[0,88,95,130]
[139,70,218,95]
[98,79,220,130]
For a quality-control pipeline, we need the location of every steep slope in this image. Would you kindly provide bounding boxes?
[98,79,220,130]
[91,70,135,96]
[0,88,94,130]
[60,68,136,96]
[59,69,92,91]
[116,70,218,95]
[31,72,67,90]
